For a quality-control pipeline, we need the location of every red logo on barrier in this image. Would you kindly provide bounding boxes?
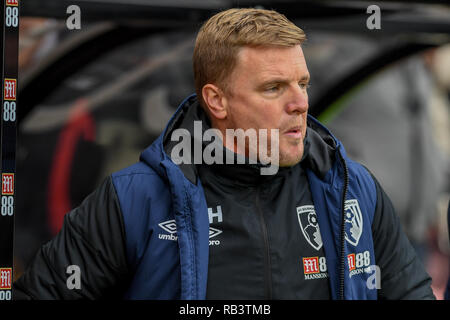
[302,257,319,274]
[347,253,356,271]
[4,79,16,101]
[0,268,12,289]
[2,174,14,195]
[6,0,19,6]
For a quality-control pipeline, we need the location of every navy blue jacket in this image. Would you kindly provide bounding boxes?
[14,95,435,300]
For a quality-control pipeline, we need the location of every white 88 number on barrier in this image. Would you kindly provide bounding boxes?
[5,6,19,28]
[3,102,16,122]
[0,291,11,300]
[1,196,14,216]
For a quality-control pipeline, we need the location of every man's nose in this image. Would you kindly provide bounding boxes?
[285,85,308,114]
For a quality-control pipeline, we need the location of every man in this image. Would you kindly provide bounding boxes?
[14,8,434,300]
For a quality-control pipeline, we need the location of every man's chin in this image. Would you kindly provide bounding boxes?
[278,151,304,168]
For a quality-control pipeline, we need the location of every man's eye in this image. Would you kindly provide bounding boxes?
[299,82,311,90]
[266,86,279,93]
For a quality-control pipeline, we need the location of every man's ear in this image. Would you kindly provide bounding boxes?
[202,84,227,120]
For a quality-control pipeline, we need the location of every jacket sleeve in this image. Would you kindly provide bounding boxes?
[13,177,130,299]
[370,174,435,300]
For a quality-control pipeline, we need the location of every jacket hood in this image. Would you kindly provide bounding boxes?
[140,94,342,183]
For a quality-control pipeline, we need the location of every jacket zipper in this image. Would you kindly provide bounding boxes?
[338,150,349,300]
[255,185,273,299]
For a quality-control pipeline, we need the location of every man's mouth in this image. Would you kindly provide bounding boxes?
[283,126,302,139]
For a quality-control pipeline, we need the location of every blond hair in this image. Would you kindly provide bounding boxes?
[193,8,306,106]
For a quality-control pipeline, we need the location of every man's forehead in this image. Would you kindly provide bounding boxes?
[236,45,309,80]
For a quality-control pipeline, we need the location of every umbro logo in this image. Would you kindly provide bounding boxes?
[158,205,224,245]
[158,220,177,234]
[209,227,222,239]
[158,219,178,241]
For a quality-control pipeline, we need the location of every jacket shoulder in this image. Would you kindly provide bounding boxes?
[111,161,166,199]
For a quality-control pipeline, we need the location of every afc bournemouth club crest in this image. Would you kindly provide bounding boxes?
[297,205,323,250]
[344,199,363,247]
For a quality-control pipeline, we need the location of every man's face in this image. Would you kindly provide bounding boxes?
[222,44,310,167]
